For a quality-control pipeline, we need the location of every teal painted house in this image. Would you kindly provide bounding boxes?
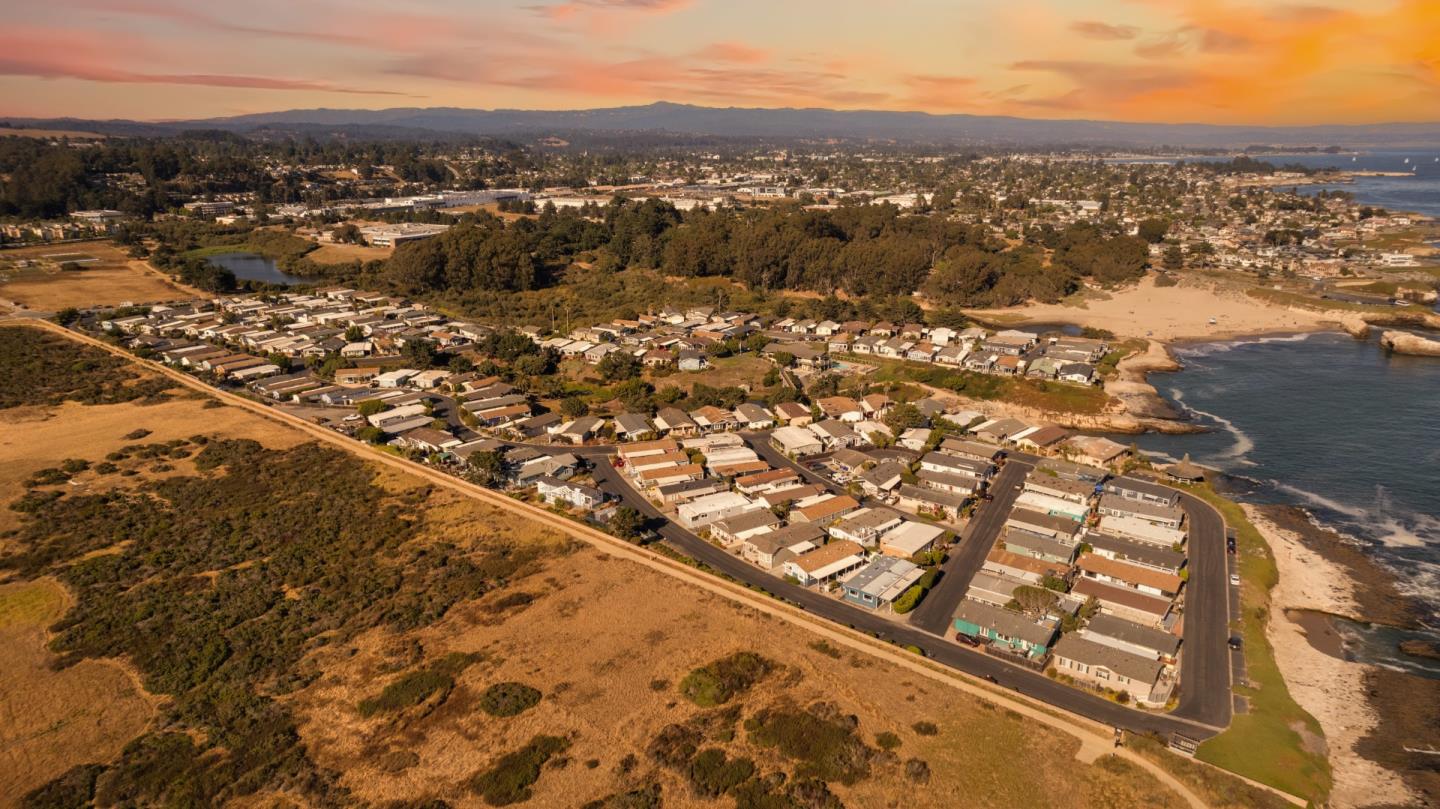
[953,600,1058,659]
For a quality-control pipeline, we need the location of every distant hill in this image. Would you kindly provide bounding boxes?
[6,102,1439,147]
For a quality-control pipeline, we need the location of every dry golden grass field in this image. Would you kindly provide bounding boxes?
[309,242,394,264]
[0,579,155,802]
[0,241,199,310]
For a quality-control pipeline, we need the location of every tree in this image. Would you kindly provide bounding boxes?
[1162,243,1184,271]
[53,307,80,326]
[344,324,365,342]
[356,426,386,443]
[357,399,389,417]
[332,223,362,244]
[744,333,771,353]
[1009,585,1059,619]
[597,350,641,382]
[608,506,646,540]
[1137,218,1171,244]
[883,402,926,435]
[402,338,439,369]
[560,396,589,418]
[614,378,655,413]
[465,451,508,488]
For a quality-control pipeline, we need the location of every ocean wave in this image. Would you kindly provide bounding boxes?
[1270,480,1369,519]
[1171,388,1255,463]
[1173,332,1326,358]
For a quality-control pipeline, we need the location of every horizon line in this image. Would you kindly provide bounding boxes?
[5,100,1440,131]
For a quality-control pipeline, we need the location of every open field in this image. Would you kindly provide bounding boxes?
[0,128,106,139]
[0,579,155,802]
[0,241,200,311]
[0,396,303,535]
[0,321,1298,807]
[308,242,393,264]
[293,540,1198,808]
[967,274,1337,341]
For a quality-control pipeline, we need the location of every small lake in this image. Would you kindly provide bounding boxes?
[206,252,316,286]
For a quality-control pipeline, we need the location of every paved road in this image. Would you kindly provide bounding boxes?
[1172,490,1233,729]
[584,455,1224,739]
[908,459,1031,635]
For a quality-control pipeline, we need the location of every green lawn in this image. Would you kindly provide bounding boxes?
[841,353,1112,415]
[1183,484,1332,804]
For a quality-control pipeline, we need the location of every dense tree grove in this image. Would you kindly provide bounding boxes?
[365,198,1149,306]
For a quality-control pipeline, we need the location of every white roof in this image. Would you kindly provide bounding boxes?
[880,521,946,555]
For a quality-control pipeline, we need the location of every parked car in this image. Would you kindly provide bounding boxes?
[1229,573,1241,586]
[955,633,980,647]
[1227,635,1243,650]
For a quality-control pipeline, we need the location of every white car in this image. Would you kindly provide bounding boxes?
[1229,573,1241,587]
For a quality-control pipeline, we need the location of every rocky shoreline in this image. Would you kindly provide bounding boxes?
[1378,329,1440,356]
[1251,504,1440,807]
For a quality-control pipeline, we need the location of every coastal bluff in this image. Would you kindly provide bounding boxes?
[1379,330,1440,357]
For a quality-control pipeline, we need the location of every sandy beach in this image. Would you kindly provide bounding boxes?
[968,275,1336,341]
[1243,505,1416,808]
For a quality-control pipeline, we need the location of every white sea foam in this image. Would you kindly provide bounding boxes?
[1270,480,1369,519]
[1171,388,1255,463]
[1173,331,1327,358]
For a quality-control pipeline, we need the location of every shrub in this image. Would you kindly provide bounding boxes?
[26,468,71,487]
[479,682,542,717]
[359,670,452,717]
[747,703,874,785]
[678,651,774,708]
[469,735,570,806]
[911,721,939,736]
[875,731,902,750]
[687,748,755,798]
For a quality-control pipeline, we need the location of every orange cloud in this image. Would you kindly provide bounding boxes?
[696,42,768,64]
[0,25,405,95]
[1070,21,1139,41]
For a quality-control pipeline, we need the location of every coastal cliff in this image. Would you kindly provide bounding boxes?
[1105,341,1187,425]
[1379,330,1440,356]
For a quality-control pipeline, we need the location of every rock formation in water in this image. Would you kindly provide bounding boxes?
[1379,330,1440,356]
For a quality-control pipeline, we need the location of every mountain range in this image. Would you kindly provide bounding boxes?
[6,101,1439,148]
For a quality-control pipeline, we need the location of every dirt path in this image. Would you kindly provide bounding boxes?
[6,318,1248,809]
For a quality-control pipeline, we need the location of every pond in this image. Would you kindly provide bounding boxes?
[206,252,317,286]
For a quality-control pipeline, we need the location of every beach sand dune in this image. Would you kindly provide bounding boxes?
[968,275,1333,341]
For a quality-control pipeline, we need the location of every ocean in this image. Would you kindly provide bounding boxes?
[1114,332,1440,676]
[1107,149,1440,217]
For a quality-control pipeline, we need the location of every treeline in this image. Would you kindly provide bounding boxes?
[375,199,1149,307]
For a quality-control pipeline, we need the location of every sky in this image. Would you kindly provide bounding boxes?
[1,0,1437,125]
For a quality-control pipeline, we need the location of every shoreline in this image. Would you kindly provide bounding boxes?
[1242,504,1416,809]
[1248,504,1440,806]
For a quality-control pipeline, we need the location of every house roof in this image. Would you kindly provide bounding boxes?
[746,522,825,553]
[791,540,866,573]
[1007,508,1080,536]
[1071,578,1172,617]
[953,601,1057,647]
[1052,635,1164,684]
[843,556,924,602]
[1083,614,1181,657]
[713,509,781,536]
[1076,553,1183,593]
[795,495,860,522]
[985,548,1067,578]
[1085,532,1186,571]
[896,484,968,509]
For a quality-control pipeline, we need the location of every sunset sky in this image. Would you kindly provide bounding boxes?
[2,0,1437,124]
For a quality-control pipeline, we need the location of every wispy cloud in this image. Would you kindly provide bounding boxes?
[1069,21,1139,41]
